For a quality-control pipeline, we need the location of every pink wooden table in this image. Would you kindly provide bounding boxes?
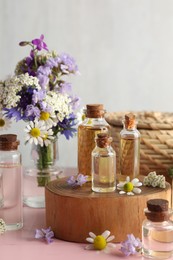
[0,206,147,260]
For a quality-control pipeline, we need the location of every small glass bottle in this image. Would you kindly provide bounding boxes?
[78,104,110,176]
[0,134,23,230]
[119,113,140,179]
[92,133,116,192]
[142,199,173,259]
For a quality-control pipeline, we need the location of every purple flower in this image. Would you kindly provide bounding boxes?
[59,53,79,74]
[32,89,46,105]
[32,34,48,51]
[67,173,88,187]
[3,108,22,121]
[46,57,59,69]
[25,104,40,120]
[59,82,72,94]
[120,234,142,256]
[35,227,54,244]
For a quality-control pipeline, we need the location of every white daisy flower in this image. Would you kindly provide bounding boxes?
[85,230,116,253]
[42,128,55,147]
[117,176,142,196]
[25,120,47,147]
[0,113,11,131]
[39,111,57,128]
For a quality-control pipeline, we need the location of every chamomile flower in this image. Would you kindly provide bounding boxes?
[85,230,116,253]
[117,176,142,196]
[42,128,55,146]
[25,120,46,146]
[39,111,56,128]
[0,113,11,131]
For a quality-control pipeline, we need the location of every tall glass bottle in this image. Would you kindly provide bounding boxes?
[92,133,116,192]
[119,113,140,180]
[142,199,173,259]
[78,104,110,176]
[0,134,23,230]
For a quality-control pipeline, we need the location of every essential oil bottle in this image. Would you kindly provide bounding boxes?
[142,199,173,259]
[92,133,116,192]
[0,134,23,230]
[119,113,140,179]
[78,104,110,176]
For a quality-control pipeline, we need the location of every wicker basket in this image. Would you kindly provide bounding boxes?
[105,111,173,184]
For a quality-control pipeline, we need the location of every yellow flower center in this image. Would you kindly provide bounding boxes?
[94,235,107,250]
[43,134,48,140]
[0,119,5,127]
[124,182,134,192]
[40,111,50,121]
[30,128,41,138]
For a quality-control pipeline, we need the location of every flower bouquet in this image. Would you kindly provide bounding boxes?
[0,35,80,187]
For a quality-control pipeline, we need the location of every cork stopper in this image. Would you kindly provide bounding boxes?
[0,134,20,151]
[124,113,136,129]
[96,133,112,148]
[145,199,170,222]
[86,104,105,118]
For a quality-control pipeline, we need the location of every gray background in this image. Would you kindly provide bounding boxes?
[1,0,173,169]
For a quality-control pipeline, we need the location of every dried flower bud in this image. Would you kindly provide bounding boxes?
[19,41,29,46]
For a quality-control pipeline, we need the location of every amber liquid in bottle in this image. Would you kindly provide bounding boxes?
[78,124,107,176]
[120,136,140,178]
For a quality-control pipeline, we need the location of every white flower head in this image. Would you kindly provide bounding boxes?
[117,176,142,196]
[85,230,116,253]
[0,218,6,234]
[25,120,47,147]
[0,113,11,131]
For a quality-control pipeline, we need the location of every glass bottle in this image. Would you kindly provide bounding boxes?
[0,134,23,230]
[78,104,110,176]
[119,113,140,180]
[92,133,116,192]
[142,199,173,259]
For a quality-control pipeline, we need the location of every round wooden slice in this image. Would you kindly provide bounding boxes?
[45,176,171,243]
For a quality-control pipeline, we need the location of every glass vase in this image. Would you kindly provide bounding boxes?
[23,141,61,208]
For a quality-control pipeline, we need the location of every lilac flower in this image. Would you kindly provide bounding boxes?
[57,113,77,140]
[120,234,142,256]
[25,104,40,120]
[59,82,72,94]
[32,34,48,51]
[46,57,59,69]
[35,227,54,244]
[32,89,46,105]
[59,53,79,74]
[67,173,88,187]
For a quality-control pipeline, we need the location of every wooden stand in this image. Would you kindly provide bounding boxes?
[45,177,171,243]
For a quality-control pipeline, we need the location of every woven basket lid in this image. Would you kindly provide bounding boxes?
[105,111,173,130]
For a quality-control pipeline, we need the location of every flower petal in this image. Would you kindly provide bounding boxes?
[86,237,94,243]
[127,192,134,196]
[133,188,141,194]
[119,191,126,195]
[131,178,140,185]
[107,235,115,242]
[101,230,110,239]
[85,244,94,250]
[89,232,96,239]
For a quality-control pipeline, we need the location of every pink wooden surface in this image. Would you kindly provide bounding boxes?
[0,206,147,260]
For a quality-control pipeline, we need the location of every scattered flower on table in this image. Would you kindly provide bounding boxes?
[143,171,166,188]
[0,218,6,234]
[120,234,142,256]
[0,112,11,131]
[85,230,116,253]
[67,173,88,187]
[35,227,54,244]
[117,176,142,195]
